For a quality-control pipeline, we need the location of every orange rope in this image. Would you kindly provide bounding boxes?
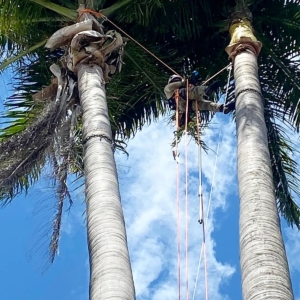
[184,80,189,300]
[195,101,209,300]
[175,90,181,300]
[77,8,103,20]
[201,64,231,86]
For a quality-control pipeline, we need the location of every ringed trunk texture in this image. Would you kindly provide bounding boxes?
[77,63,135,300]
[234,50,294,299]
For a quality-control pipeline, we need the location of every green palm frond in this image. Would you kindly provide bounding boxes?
[169,116,209,151]
[0,39,48,72]
[29,0,77,19]
[0,0,75,67]
[265,104,300,229]
[112,0,226,41]
[48,118,74,263]
[0,101,59,203]
[106,41,174,139]
[225,77,300,229]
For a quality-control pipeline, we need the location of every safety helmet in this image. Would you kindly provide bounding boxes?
[168,74,182,84]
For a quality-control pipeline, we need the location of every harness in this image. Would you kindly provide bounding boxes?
[168,88,189,111]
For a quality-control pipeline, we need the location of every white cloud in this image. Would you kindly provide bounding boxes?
[117,114,236,299]
[285,227,300,273]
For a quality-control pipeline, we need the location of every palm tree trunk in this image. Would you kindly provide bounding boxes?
[77,63,135,300]
[234,50,294,300]
[226,15,294,299]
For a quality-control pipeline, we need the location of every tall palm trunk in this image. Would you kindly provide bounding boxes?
[226,14,294,300]
[77,63,135,300]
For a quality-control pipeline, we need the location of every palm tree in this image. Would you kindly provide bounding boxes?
[224,4,296,298]
[114,0,300,297]
[0,1,170,298]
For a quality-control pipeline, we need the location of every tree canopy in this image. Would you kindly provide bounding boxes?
[0,0,300,265]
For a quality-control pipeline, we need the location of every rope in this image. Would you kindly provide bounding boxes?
[175,90,181,300]
[184,79,190,300]
[202,63,232,86]
[195,100,209,300]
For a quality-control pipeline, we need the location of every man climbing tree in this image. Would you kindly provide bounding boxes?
[164,74,235,126]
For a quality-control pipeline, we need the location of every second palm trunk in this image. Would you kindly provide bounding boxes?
[235,50,293,300]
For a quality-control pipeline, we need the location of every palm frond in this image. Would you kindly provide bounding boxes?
[106,41,174,139]
[30,0,77,19]
[265,103,300,229]
[0,101,60,203]
[48,119,74,263]
[0,39,47,72]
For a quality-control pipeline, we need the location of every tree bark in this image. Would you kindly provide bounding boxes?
[77,63,135,300]
[233,49,294,300]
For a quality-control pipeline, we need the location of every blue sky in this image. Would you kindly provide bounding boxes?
[0,70,300,300]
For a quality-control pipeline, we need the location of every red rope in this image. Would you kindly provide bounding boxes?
[184,80,190,300]
[175,90,181,300]
[195,101,209,300]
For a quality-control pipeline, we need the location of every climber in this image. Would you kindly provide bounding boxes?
[164,73,235,126]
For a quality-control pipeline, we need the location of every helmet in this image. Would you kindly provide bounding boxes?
[168,74,182,84]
